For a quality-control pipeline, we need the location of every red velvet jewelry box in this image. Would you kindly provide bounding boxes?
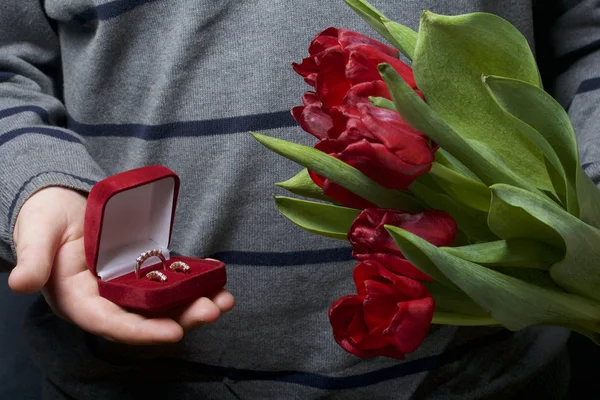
[84,165,226,312]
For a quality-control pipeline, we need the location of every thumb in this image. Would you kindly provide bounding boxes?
[9,208,65,294]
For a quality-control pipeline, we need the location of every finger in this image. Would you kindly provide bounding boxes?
[9,210,65,294]
[212,289,235,312]
[76,296,184,345]
[172,296,222,331]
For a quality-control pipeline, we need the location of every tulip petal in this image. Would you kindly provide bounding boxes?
[329,295,406,359]
[292,56,319,84]
[318,176,378,209]
[308,28,339,54]
[344,81,392,116]
[355,253,433,281]
[316,50,353,108]
[338,28,399,58]
[363,281,403,328]
[358,104,434,164]
[291,103,333,140]
[384,297,435,353]
[353,259,381,295]
[349,209,457,281]
[301,91,322,106]
[329,295,378,358]
[337,139,432,190]
[347,45,416,88]
[393,210,457,247]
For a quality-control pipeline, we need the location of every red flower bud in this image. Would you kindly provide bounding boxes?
[291,28,434,210]
[306,104,435,208]
[349,209,458,280]
[292,27,416,109]
[329,260,435,359]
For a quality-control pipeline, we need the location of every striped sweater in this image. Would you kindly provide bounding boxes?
[1,0,598,398]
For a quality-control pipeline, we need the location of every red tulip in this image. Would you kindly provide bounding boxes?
[291,80,392,140]
[349,208,458,281]
[292,27,416,108]
[291,92,332,140]
[329,260,435,359]
[291,28,433,210]
[307,103,434,208]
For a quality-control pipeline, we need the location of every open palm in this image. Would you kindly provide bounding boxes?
[9,187,234,344]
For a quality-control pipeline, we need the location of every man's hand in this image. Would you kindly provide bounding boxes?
[8,187,234,345]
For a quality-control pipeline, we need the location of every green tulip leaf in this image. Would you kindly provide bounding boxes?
[251,133,424,211]
[432,312,499,327]
[276,169,334,202]
[435,148,481,182]
[385,224,458,290]
[343,0,418,60]
[412,11,551,192]
[381,18,417,60]
[484,75,578,214]
[486,267,559,289]
[274,196,359,240]
[429,162,491,211]
[490,184,600,303]
[484,76,600,230]
[410,180,497,242]
[412,171,445,194]
[378,63,542,197]
[576,167,600,229]
[488,185,564,250]
[442,239,561,269]
[387,225,600,332]
[343,0,400,49]
[424,280,489,316]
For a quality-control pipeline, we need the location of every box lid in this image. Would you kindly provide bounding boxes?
[84,166,180,281]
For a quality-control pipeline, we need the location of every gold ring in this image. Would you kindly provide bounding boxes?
[168,261,191,274]
[145,270,168,282]
[135,249,167,279]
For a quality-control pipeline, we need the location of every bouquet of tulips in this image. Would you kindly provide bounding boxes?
[251,0,600,360]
